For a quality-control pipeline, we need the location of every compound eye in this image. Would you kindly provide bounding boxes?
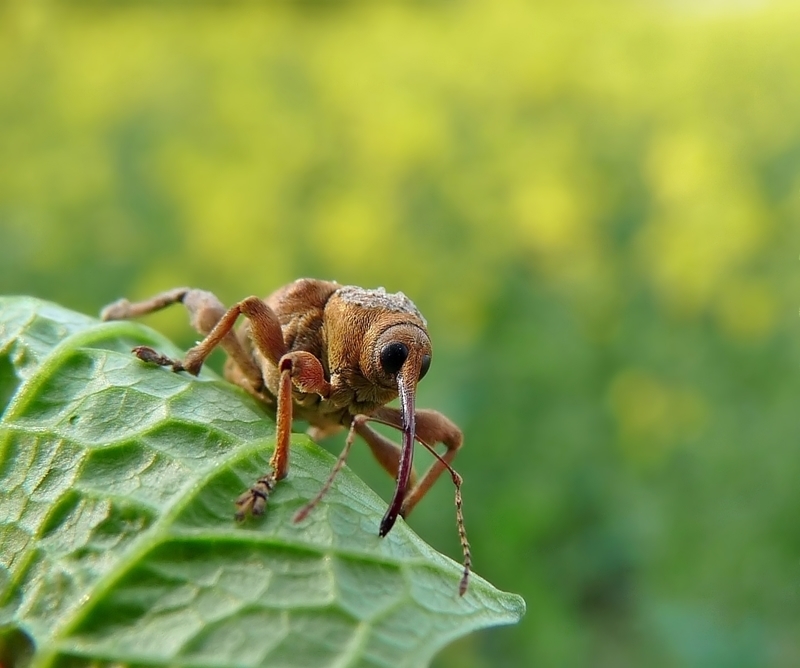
[379,342,409,375]
[419,354,431,380]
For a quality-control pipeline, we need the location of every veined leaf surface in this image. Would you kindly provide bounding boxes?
[0,297,524,668]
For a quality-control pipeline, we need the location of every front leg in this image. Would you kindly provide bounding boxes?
[370,406,463,517]
[235,349,332,518]
[266,351,331,482]
[349,407,470,594]
[107,293,295,519]
[102,288,264,391]
[293,407,471,595]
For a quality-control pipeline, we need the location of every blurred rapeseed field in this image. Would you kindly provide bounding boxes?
[2,0,799,666]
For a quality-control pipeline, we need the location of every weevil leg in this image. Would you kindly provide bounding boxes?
[101,288,263,390]
[235,355,293,519]
[171,296,285,376]
[367,406,470,595]
[369,406,463,518]
[292,416,420,525]
[101,288,192,321]
[166,296,289,518]
[295,408,461,521]
[353,421,419,490]
[266,351,331,481]
[282,351,332,398]
[293,416,361,523]
[233,340,332,517]
[104,292,298,519]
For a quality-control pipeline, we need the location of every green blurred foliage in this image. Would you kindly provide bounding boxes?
[1,0,799,666]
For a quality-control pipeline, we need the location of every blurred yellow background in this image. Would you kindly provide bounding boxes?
[2,0,799,666]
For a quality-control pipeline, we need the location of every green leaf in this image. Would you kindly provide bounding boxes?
[0,297,525,668]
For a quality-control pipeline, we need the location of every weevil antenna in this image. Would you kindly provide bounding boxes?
[293,419,358,523]
[415,438,472,596]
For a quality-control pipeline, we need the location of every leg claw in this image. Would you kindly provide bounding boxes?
[132,346,183,371]
[234,474,276,520]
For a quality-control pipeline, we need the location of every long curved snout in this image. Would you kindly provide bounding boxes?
[378,365,418,536]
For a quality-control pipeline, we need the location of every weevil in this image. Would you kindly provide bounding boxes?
[102,279,471,594]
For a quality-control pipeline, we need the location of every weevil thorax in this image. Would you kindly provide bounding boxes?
[323,286,432,395]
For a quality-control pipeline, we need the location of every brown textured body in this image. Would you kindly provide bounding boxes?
[230,279,408,429]
[102,278,471,594]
